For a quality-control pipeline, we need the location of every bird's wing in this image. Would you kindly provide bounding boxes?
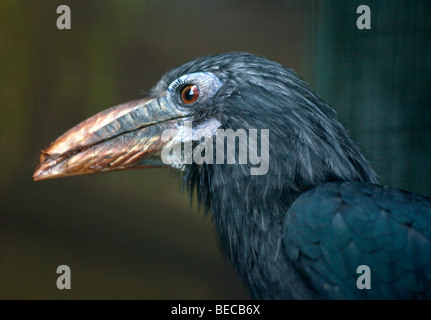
[283,181,431,299]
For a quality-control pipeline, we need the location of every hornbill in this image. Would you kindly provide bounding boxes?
[33,52,431,299]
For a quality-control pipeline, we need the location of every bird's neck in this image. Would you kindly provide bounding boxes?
[201,165,318,299]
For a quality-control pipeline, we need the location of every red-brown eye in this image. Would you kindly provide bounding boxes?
[180,85,200,104]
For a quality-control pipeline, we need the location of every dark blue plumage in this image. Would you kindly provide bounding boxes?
[284,181,431,299]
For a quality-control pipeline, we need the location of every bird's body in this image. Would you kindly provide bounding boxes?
[34,52,431,299]
[285,181,431,299]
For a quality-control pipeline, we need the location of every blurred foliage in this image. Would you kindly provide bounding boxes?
[0,0,430,299]
[0,1,33,192]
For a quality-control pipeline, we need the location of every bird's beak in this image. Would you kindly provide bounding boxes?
[33,93,192,181]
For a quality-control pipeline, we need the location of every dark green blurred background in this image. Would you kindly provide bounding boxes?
[0,0,430,299]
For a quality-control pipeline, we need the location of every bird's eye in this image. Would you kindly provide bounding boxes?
[180,85,200,104]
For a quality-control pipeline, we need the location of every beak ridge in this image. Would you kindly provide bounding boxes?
[33,94,188,181]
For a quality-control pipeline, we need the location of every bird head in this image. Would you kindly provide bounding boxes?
[33,52,376,206]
